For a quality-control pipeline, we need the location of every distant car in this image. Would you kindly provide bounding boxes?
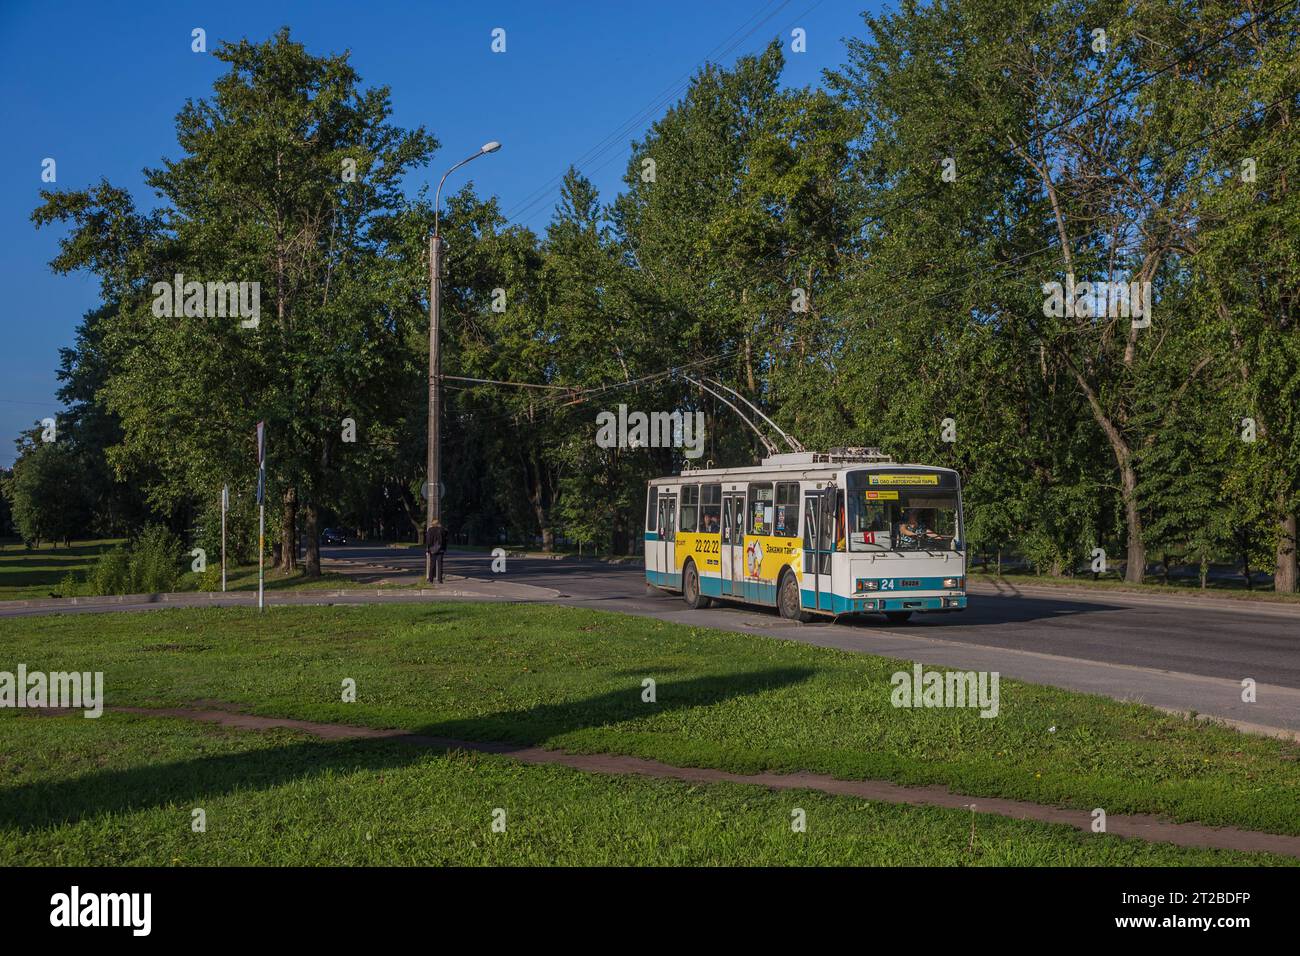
[321,528,348,546]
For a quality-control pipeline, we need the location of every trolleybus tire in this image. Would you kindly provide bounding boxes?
[778,569,813,623]
[884,610,913,624]
[682,561,712,609]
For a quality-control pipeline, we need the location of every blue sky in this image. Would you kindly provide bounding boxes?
[0,0,878,467]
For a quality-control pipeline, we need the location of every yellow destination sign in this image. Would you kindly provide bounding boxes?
[868,474,939,486]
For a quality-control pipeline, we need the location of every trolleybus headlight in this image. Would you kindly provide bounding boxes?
[943,577,963,589]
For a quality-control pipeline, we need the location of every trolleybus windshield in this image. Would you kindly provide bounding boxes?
[845,472,961,552]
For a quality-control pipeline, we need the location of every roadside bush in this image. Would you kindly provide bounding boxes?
[131,525,182,593]
[195,564,222,591]
[75,526,183,596]
[58,571,85,598]
[194,490,258,567]
[88,546,132,595]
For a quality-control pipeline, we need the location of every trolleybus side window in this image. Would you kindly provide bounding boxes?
[700,484,722,533]
[646,487,659,532]
[835,490,846,551]
[774,482,799,537]
[748,483,774,534]
[679,484,699,533]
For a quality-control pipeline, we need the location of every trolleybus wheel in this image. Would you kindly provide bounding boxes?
[682,561,712,610]
[778,570,813,623]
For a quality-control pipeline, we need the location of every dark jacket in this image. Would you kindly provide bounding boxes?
[424,525,448,553]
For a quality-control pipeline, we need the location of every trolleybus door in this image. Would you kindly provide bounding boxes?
[802,489,834,611]
[657,494,677,587]
[721,493,743,596]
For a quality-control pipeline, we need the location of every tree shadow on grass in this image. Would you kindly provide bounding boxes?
[0,547,112,589]
[0,667,813,832]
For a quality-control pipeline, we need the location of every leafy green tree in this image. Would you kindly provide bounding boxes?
[1170,0,1300,590]
[35,28,437,575]
[6,438,90,547]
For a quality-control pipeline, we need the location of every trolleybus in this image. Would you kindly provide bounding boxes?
[644,448,967,622]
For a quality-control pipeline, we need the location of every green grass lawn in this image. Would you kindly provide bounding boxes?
[0,538,397,601]
[1,603,1297,854]
[2,711,1283,866]
[0,539,125,600]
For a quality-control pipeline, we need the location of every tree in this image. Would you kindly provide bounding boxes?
[1171,0,1299,590]
[6,438,90,547]
[34,28,438,575]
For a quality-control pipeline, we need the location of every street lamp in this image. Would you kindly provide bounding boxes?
[427,141,501,581]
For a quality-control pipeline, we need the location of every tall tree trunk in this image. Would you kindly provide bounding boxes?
[1275,503,1298,593]
[303,502,321,577]
[533,506,554,553]
[279,486,297,573]
[1060,360,1147,585]
[522,448,555,553]
[1121,461,1145,585]
[1241,534,1253,590]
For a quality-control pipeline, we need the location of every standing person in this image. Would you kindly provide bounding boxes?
[424,520,448,584]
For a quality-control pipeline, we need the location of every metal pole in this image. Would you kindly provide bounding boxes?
[221,484,228,592]
[424,143,499,581]
[255,420,266,610]
[258,502,264,610]
[426,232,441,582]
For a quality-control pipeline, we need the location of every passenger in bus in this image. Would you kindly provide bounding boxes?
[701,508,720,533]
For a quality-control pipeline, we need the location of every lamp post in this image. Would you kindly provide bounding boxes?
[427,141,501,581]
